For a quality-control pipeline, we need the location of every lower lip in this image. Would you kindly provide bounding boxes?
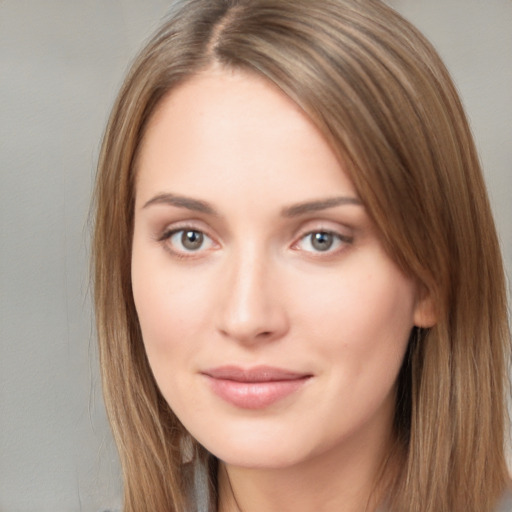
[204,376,310,410]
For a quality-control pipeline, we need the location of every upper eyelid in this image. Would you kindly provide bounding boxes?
[158,220,214,238]
[292,220,354,240]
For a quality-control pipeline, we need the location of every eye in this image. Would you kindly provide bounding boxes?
[295,230,352,254]
[161,228,216,255]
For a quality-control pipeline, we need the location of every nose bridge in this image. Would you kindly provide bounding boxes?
[217,241,287,344]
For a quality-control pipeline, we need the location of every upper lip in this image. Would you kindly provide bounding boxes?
[201,365,311,382]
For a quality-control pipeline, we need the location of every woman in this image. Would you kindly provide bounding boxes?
[92,0,511,511]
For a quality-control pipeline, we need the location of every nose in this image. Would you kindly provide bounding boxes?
[216,246,289,345]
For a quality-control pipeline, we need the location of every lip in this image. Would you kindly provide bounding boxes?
[201,365,312,410]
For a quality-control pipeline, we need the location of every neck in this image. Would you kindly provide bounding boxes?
[217,419,400,512]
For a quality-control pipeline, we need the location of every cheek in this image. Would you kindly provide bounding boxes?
[295,263,414,326]
[289,258,415,386]
[131,240,211,368]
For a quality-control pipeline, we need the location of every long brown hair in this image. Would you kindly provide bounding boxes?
[92,1,511,510]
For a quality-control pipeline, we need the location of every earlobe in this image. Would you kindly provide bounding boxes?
[413,288,438,328]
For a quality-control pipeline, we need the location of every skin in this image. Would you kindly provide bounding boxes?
[131,67,433,512]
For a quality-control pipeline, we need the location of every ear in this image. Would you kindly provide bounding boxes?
[413,286,437,328]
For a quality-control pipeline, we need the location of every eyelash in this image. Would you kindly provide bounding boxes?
[157,226,353,259]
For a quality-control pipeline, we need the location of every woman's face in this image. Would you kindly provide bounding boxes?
[132,68,427,469]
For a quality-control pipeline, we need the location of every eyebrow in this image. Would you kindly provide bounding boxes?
[281,196,362,217]
[142,193,362,217]
[142,193,218,215]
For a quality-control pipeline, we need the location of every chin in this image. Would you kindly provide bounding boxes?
[189,419,327,470]
[209,443,309,470]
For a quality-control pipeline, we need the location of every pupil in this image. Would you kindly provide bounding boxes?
[182,230,203,250]
[312,232,333,251]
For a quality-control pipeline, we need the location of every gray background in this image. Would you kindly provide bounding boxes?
[1,1,510,511]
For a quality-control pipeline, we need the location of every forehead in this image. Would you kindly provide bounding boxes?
[135,68,356,210]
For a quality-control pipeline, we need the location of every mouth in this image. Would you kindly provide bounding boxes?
[201,365,313,409]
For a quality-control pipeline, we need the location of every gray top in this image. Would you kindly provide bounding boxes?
[192,460,212,512]
[497,490,512,512]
